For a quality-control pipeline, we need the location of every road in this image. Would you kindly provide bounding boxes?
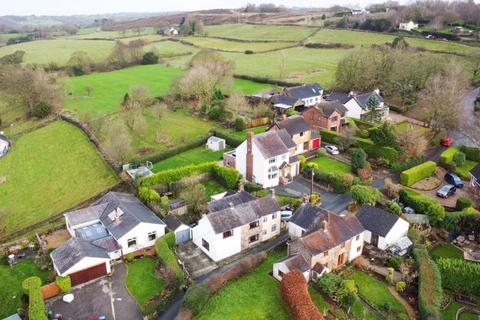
[449,87,480,147]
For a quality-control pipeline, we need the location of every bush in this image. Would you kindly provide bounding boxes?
[456,196,473,211]
[244,50,254,54]
[320,129,342,144]
[212,164,240,189]
[234,117,245,131]
[352,148,367,171]
[126,252,134,262]
[460,146,480,162]
[155,233,185,284]
[386,200,402,215]
[413,245,442,319]
[388,256,403,271]
[356,139,398,163]
[367,122,398,147]
[396,281,406,293]
[207,107,229,122]
[441,207,480,233]
[244,181,262,193]
[317,273,342,298]
[305,169,354,193]
[55,276,71,293]
[139,187,161,203]
[32,101,52,118]
[183,284,212,316]
[141,51,159,65]
[281,270,323,320]
[439,147,460,165]
[400,161,437,186]
[22,276,42,295]
[351,185,382,205]
[453,152,466,167]
[22,276,47,320]
[400,189,445,225]
[437,258,480,295]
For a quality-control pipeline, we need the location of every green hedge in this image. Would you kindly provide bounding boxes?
[155,233,185,285]
[399,188,445,225]
[22,276,47,320]
[436,258,480,295]
[320,130,342,144]
[439,147,460,166]
[305,169,353,194]
[22,276,42,295]
[460,146,480,162]
[456,196,473,211]
[413,246,442,319]
[441,207,480,232]
[211,165,240,189]
[55,276,71,293]
[400,161,437,186]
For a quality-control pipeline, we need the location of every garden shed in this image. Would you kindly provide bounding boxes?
[206,136,226,151]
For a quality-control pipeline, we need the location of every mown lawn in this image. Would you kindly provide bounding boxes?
[0,121,119,234]
[348,271,408,320]
[395,122,430,136]
[151,146,230,172]
[196,250,330,320]
[219,125,269,141]
[0,259,50,319]
[201,180,227,198]
[204,24,317,41]
[308,155,352,174]
[183,36,294,52]
[0,39,115,65]
[441,301,478,320]
[431,244,464,260]
[126,258,165,307]
[147,40,199,57]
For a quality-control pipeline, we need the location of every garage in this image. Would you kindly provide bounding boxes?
[69,262,108,286]
[165,214,192,244]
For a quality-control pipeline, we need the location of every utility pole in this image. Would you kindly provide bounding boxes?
[310,169,315,198]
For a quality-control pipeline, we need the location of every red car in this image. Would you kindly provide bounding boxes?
[441,136,453,147]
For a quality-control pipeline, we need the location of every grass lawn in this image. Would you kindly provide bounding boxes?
[348,271,409,320]
[441,301,478,320]
[351,298,381,320]
[196,250,330,320]
[147,40,199,57]
[126,258,165,307]
[0,39,115,65]
[69,27,157,40]
[201,180,228,198]
[0,121,119,234]
[455,160,478,180]
[204,24,317,41]
[0,259,50,319]
[182,36,294,52]
[395,122,430,136]
[308,155,352,174]
[151,146,231,172]
[431,244,464,260]
[220,125,270,141]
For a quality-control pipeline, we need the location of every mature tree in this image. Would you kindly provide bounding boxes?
[317,273,342,298]
[141,51,159,65]
[352,148,368,172]
[184,184,208,216]
[369,122,398,147]
[337,280,358,313]
[122,85,153,110]
[351,185,382,205]
[67,51,93,75]
[398,128,428,158]
[189,50,234,88]
[107,40,145,68]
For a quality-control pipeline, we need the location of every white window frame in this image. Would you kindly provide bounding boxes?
[271,224,277,232]
[147,231,157,241]
[127,237,137,248]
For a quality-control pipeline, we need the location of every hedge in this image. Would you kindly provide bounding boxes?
[55,276,71,293]
[456,196,473,211]
[400,161,437,186]
[460,146,480,162]
[413,246,442,319]
[437,258,480,295]
[211,165,241,189]
[439,147,460,166]
[320,129,342,144]
[22,276,42,295]
[281,270,323,320]
[441,207,480,232]
[399,188,445,225]
[22,276,47,320]
[305,169,353,194]
[212,130,243,147]
[155,233,185,285]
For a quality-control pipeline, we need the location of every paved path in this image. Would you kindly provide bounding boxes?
[111,263,143,320]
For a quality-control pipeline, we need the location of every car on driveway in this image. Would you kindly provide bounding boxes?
[437,184,456,198]
[281,208,293,221]
[325,145,339,155]
[444,172,464,188]
[441,136,453,147]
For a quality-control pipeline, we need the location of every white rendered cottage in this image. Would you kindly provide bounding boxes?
[325,89,389,121]
[284,83,323,107]
[399,21,418,31]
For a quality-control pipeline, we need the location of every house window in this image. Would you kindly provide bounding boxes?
[249,221,259,229]
[324,250,329,257]
[202,239,210,251]
[147,231,157,241]
[357,246,362,252]
[356,235,360,241]
[127,237,137,248]
[268,173,278,179]
[272,213,277,219]
[249,234,259,243]
[269,158,276,164]
[271,224,277,232]
[299,132,304,137]
[262,229,267,235]
[263,217,268,222]
[223,230,233,239]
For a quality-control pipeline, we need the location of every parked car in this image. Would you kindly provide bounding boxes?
[444,172,464,188]
[437,184,457,198]
[325,145,339,155]
[403,207,415,214]
[441,136,453,147]
[280,209,293,221]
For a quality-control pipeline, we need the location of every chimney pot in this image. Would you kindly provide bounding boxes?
[321,220,328,232]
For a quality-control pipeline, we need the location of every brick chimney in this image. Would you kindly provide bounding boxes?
[321,219,328,232]
[246,131,254,182]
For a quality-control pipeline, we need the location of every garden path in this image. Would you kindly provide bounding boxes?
[388,286,417,320]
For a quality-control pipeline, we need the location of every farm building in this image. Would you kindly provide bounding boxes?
[206,136,226,151]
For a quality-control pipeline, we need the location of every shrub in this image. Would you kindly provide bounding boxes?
[138,187,161,203]
[367,122,398,147]
[244,50,254,54]
[386,200,402,215]
[211,164,240,189]
[356,139,398,163]
[396,281,406,293]
[320,129,342,144]
[317,273,342,298]
[141,51,159,65]
[439,147,460,165]
[155,233,185,284]
[441,207,480,232]
[244,181,262,192]
[399,188,445,225]
[413,245,442,319]
[55,276,71,293]
[388,256,403,271]
[351,185,382,205]
[453,152,466,167]
[126,252,134,262]
[400,161,437,186]
[22,276,47,320]
[385,267,395,285]
[456,196,473,211]
[234,117,245,131]
[281,270,323,320]
[352,148,367,171]
[32,101,52,118]
[337,280,358,312]
[207,107,229,122]
[460,146,480,162]
[22,276,42,295]
[437,258,480,295]
[183,284,212,316]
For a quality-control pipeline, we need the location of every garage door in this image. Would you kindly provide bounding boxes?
[175,229,191,244]
[69,262,107,286]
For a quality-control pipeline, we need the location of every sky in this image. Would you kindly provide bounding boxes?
[1,0,391,16]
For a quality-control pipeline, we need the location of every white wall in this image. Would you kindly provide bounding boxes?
[57,257,111,277]
[348,233,364,261]
[260,211,281,241]
[235,141,247,178]
[382,219,409,250]
[344,99,363,119]
[288,222,305,239]
[302,94,322,107]
[117,222,166,255]
[273,261,309,281]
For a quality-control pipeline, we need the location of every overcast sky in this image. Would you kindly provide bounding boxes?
[2,0,393,16]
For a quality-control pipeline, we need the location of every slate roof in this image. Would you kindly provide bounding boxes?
[271,94,300,107]
[312,101,347,118]
[208,190,256,212]
[91,236,122,253]
[354,91,384,110]
[208,136,225,143]
[284,83,323,100]
[290,203,328,232]
[207,196,280,234]
[253,129,295,159]
[64,203,108,227]
[165,214,186,231]
[277,253,310,273]
[470,164,480,181]
[294,212,364,255]
[51,238,109,274]
[356,205,400,237]
[274,116,312,136]
[325,92,352,104]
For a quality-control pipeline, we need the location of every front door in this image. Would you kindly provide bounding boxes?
[337,253,346,267]
[371,233,379,247]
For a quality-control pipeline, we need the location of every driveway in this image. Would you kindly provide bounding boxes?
[46,264,142,320]
[176,241,217,279]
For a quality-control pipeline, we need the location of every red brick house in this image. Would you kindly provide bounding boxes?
[303,101,347,132]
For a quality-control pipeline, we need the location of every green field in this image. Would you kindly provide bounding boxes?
[204,24,317,41]
[182,36,294,52]
[0,39,115,65]
[147,40,198,57]
[0,259,50,319]
[431,244,464,260]
[201,180,228,198]
[308,155,353,175]
[0,121,119,234]
[126,258,165,307]
[196,250,329,320]
[152,146,230,172]
[68,27,157,40]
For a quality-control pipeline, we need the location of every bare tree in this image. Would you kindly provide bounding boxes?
[225,92,251,115]
[102,118,133,164]
[398,128,428,157]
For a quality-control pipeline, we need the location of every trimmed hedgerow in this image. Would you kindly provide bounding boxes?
[281,270,323,320]
[138,187,161,203]
[304,169,353,194]
[400,161,436,186]
[456,196,473,211]
[320,129,342,144]
[439,147,460,166]
[22,276,47,320]
[441,207,480,233]
[460,145,480,162]
[399,188,445,225]
[211,165,240,189]
[55,276,71,293]
[436,258,480,295]
[413,246,442,320]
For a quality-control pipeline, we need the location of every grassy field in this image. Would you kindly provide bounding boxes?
[441,301,478,320]
[69,27,157,40]
[182,36,294,52]
[0,121,118,234]
[201,180,227,198]
[196,250,329,320]
[152,146,230,172]
[126,258,165,307]
[0,259,50,318]
[204,24,317,41]
[148,40,198,57]
[308,155,352,174]
[0,39,115,65]
[431,244,464,260]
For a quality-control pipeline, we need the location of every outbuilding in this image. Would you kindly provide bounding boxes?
[165,214,192,244]
[206,136,226,151]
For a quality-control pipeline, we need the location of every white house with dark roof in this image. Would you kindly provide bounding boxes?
[51,192,166,285]
[224,129,300,188]
[357,205,410,252]
[284,83,323,107]
[192,191,281,262]
[325,89,389,121]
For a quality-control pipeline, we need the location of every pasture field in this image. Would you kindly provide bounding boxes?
[147,40,199,57]
[68,27,157,40]
[182,36,294,52]
[0,121,119,235]
[204,23,317,41]
[0,39,115,65]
